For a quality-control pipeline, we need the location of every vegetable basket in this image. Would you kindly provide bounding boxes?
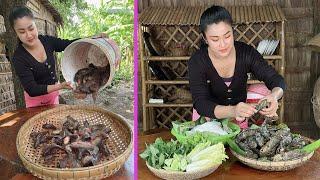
[229,137,318,171]
[146,162,220,180]
[16,105,132,179]
[230,149,314,171]
[171,119,241,145]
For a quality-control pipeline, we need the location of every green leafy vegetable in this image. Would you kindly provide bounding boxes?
[186,142,228,172]
[139,138,193,169]
[302,139,320,153]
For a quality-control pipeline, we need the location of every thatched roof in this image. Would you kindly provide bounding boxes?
[38,0,63,25]
[140,5,286,26]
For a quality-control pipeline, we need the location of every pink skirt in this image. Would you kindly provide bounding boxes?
[192,108,248,129]
[24,91,59,108]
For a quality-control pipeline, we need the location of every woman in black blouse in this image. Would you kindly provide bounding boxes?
[188,5,285,123]
[9,6,103,108]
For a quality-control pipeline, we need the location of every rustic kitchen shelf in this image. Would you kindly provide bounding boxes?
[139,5,286,131]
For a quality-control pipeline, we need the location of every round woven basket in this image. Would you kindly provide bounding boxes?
[16,105,132,179]
[146,163,219,180]
[230,149,314,171]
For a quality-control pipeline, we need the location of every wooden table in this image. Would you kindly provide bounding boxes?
[0,105,133,180]
[139,131,320,180]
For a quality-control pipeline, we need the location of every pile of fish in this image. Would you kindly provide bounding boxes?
[29,116,111,168]
[73,63,110,101]
[235,117,308,161]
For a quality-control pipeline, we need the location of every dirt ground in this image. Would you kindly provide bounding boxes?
[59,80,134,127]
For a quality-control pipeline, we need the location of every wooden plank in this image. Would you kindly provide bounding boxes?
[247,80,263,84]
[285,66,310,73]
[144,55,282,61]
[139,24,148,131]
[145,56,189,61]
[146,103,193,107]
[145,80,189,84]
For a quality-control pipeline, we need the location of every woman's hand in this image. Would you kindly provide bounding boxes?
[59,81,73,90]
[73,92,87,99]
[91,32,108,39]
[233,102,257,121]
[259,94,278,117]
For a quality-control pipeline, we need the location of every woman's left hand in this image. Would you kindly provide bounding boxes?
[91,32,108,39]
[259,94,278,117]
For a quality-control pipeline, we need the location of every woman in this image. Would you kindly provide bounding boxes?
[188,5,285,126]
[9,6,102,108]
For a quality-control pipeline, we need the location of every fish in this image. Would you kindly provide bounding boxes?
[30,116,112,168]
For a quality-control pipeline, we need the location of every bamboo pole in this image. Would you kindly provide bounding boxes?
[146,103,193,107]
[145,56,190,61]
[139,24,148,131]
[280,20,285,123]
[145,80,189,84]
[144,55,282,61]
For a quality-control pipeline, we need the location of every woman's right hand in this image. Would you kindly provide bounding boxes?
[59,81,72,90]
[233,102,257,121]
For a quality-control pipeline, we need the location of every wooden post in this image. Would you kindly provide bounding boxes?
[280,20,285,123]
[139,24,148,131]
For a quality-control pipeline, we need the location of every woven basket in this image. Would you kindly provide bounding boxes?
[230,149,314,171]
[16,105,132,180]
[146,162,219,180]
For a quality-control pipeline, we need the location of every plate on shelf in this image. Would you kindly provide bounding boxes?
[257,40,266,54]
[270,40,280,55]
[266,40,275,55]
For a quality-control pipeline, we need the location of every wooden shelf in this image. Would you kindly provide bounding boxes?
[247,80,263,84]
[140,9,286,131]
[145,103,193,107]
[144,56,189,61]
[263,55,283,60]
[145,80,189,84]
[144,55,282,61]
[146,79,263,85]
[145,101,281,108]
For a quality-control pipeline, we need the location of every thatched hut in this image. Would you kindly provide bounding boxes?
[138,0,320,139]
[0,0,63,114]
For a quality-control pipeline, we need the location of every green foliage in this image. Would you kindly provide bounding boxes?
[49,0,133,84]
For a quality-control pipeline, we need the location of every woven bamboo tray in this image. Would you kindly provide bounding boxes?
[230,149,314,171]
[146,162,219,180]
[16,105,132,180]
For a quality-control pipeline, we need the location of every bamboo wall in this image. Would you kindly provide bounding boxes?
[27,0,57,36]
[138,0,320,138]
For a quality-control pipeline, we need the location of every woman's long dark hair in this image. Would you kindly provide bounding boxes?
[9,6,35,44]
[9,6,34,28]
[199,5,233,48]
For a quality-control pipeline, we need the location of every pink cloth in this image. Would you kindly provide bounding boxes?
[247,84,271,96]
[24,91,59,108]
[225,82,231,87]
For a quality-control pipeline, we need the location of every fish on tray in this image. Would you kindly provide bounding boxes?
[233,117,311,161]
[29,116,112,168]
